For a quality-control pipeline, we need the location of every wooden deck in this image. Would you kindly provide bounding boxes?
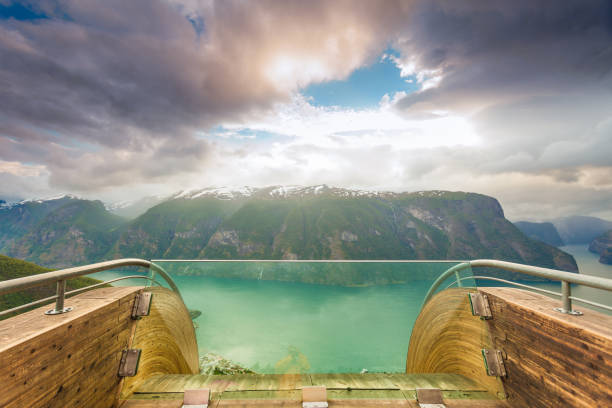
[119,372,508,407]
[0,286,143,408]
[481,287,612,408]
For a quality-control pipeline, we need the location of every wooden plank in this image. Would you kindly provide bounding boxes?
[405,288,506,399]
[328,389,406,399]
[220,390,301,400]
[310,373,397,389]
[0,296,116,352]
[386,373,486,391]
[135,374,312,393]
[480,287,612,408]
[216,401,298,407]
[223,374,311,391]
[120,400,183,408]
[76,285,145,300]
[330,402,414,407]
[0,286,141,408]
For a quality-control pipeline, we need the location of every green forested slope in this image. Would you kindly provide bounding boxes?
[1,188,578,282]
[0,255,101,318]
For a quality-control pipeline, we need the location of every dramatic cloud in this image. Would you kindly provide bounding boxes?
[0,0,610,220]
[0,0,410,188]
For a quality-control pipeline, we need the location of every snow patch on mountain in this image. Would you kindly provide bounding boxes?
[173,186,256,200]
[169,185,400,200]
[0,194,79,209]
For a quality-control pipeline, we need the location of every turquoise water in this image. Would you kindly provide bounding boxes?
[560,244,612,280]
[540,245,612,311]
[176,275,431,374]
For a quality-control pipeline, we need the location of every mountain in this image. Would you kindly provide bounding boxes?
[110,187,577,274]
[1,186,578,283]
[589,230,612,265]
[514,221,564,246]
[106,195,168,219]
[0,254,101,319]
[552,216,612,245]
[0,195,83,250]
[5,199,125,268]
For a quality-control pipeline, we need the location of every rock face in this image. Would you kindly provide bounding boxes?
[1,187,578,282]
[0,195,81,250]
[3,200,124,268]
[514,221,564,246]
[589,230,612,265]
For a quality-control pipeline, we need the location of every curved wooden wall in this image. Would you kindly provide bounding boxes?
[406,287,505,399]
[121,286,199,398]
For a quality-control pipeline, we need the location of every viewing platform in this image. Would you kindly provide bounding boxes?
[0,259,610,407]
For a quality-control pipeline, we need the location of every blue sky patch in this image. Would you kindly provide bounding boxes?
[203,126,293,144]
[302,50,419,109]
[0,2,47,20]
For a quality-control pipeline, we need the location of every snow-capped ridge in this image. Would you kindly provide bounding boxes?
[0,194,80,209]
[169,185,401,200]
[172,186,256,200]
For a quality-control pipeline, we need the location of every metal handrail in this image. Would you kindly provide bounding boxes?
[0,258,181,315]
[0,275,164,317]
[444,275,612,313]
[423,260,612,315]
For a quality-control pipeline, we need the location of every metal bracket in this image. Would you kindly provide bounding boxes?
[131,292,152,319]
[118,349,141,377]
[482,349,506,377]
[416,388,446,408]
[468,292,492,319]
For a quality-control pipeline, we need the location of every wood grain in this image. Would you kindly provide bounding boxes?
[126,372,506,407]
[481,287,612,408]
[0,286,142,408]
[405,287,505,399]
[120,286,200,399]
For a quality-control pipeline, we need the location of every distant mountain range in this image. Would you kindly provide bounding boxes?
[0,187,578,283]
[513,221,564,247]
[514,216,612,251]
[552,216,612,245]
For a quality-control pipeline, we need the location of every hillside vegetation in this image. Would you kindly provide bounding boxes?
[0,188,578,284]
[0,255,101,318]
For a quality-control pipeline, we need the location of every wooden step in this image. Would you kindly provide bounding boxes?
[120,373,509,407]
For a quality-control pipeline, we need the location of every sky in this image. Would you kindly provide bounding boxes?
[0,0,611,221]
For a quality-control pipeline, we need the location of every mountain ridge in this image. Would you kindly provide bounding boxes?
[0,187,578,282]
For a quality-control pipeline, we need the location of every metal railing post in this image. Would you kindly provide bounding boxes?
[44,280,73,315]
[554,280,583,316]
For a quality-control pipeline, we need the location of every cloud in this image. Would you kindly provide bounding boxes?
[392,0,612,116]
[0,0,610,220]
[0,0,411,190]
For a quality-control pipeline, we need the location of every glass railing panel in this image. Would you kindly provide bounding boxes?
[90,266,151,287]
[149,260,466,374]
